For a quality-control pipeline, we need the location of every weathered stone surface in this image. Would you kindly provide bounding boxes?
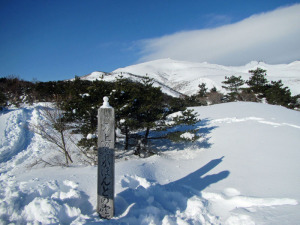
[97,97,115,219]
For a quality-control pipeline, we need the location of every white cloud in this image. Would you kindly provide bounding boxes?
[202,14,233,28]
[138,4,300,65]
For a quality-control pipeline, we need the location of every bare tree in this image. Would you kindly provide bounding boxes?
[30,104,73,166]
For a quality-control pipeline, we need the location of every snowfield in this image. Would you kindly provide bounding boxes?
[0,102,300,224]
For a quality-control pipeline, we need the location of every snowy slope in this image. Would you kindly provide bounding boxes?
[0,102,299,224]
[83,59,300,97]
[79,70,183,98]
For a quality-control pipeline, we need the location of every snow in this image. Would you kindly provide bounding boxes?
[83,59,300,97]
[1,102,300,224]
[100,96,112,109]
[180,132,195,140]
[86,133,96,140]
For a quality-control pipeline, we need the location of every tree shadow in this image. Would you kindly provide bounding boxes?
[111,157,229,223]
[150,118,218,152]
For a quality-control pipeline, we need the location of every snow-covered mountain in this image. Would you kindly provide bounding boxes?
[81,59,300,97]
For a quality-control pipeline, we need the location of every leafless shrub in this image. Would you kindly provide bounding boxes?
[30,104,73,166]
[26,156,66,168]
[239,89,258,102]
[206,91,224,105]
[30,104,98,166]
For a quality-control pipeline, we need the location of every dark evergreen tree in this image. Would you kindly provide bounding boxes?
[110,77,142,150]
[265,80,292,107]
[192,83,209,106]
[184,95,199,106]
[60,79,114,160]
[222,75,245,101]
[132,77,167,143]
[62,79,112,135]
[198,83,208,97]
[210,86,217,93]
[247,68,269,94]
[292,95,300,109]
[173,109,199,126]
[110,77,200,154]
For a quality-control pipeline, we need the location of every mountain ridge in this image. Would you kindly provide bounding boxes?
[81,59,300,97]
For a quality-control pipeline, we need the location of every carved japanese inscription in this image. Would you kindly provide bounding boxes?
[97,97,115,219]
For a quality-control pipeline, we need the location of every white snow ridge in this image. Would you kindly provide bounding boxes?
[0,101,300,224]
[83,59,300,97]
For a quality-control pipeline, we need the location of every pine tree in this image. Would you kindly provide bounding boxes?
[198,83,208,97]
[222,75,244,101]
[247,68,268,94]
[265,80,292,107]
[110,77,141,150]
[133,77,166,143]
[173,109,199,125]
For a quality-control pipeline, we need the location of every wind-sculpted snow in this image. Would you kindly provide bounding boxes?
[0,102,300,224]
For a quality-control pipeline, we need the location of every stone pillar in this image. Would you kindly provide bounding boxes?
[97,96,115,219]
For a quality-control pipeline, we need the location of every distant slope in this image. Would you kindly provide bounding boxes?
[80,70,184,98]
[81,59,300,96]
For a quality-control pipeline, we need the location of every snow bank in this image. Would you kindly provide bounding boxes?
[0,109,27,163]
[0,102,300,224]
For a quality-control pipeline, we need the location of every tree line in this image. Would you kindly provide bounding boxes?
[1,68,299,111]
[190,68,300,109]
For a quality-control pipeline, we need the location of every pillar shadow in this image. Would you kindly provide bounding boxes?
[112,157,229,223]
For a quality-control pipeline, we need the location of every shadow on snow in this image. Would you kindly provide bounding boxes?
[151,118,218,152]
[86,157,229,224]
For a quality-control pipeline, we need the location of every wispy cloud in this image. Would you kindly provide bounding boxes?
[138,4,300,65]
[202,14,233,28]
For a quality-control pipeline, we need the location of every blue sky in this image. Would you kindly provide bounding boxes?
[1,0,300,81]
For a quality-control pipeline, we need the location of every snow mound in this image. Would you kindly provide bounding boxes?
[0,177,90,224]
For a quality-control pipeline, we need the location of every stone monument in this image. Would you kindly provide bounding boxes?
[97,96,115,219]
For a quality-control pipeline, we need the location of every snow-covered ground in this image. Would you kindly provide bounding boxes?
[0,102,300,224]
[83,59,300,97]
